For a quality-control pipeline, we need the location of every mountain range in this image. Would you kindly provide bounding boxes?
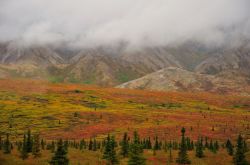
[0,41,249,94]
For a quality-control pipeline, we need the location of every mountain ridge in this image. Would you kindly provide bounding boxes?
[0,41,249,92]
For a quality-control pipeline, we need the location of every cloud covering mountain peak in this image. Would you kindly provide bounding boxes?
[0,0,250,48]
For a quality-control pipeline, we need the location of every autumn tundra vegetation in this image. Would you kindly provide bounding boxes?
[0,79,249,165]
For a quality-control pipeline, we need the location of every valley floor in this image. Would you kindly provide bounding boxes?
[0,78,249,164]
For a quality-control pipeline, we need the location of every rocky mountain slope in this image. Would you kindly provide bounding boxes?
[63,52,147,86]
[117,67,250,94]
[0,41,249,92]
[195,45,250,75]
[0,43,64,66]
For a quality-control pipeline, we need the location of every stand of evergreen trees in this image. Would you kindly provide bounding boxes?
[0,128,249,165]
[233,134,249,165]
[50,139,69,165]
[102,134,119,165]
[176,127,191,164]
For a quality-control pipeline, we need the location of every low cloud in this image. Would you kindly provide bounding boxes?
[0,0,250,48]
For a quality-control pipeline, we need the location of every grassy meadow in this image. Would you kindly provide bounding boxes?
[0,79,249,165]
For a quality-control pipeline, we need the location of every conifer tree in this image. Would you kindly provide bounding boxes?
[196,136,204,158]
[191,141,194,150]
[26,129,33,153]
[93,138,97,151]
[168,144,173,164]
[80,139,85,150]
[11,143,13,150]
[41,139,45,150]
[32,134,41,158]
[147,137,152,149]
[128,131,146,165]
[3,134,11,154]
[142,138,146,149]
[89,139,93,150]
[186,138,190,150]
[50,139,69,165]
[63,140,69,152]
[120,132,129,157]
[153,136,160,150]
[51,141,56,153]
[176,128,191,164]
[233,134,248,165]
[214,141,219,151]
[98,141,101,149]
[21,134,28,160]
[103,135,119,165]
[226,139,234,156]
[167,142,173,165]
[209,139,213,150]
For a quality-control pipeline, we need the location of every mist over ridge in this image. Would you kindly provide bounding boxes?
[0,0,250,49]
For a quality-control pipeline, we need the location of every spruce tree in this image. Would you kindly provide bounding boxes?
[191,141,194,150]
[154,136,160,150]
[147,137,152,149]
[63,140,68,152]
[142,138,146,149]
[32,134,41,158]
[41,139,45,150]
[233,134,248,165]
[50,139,69,165]
[214,141,219,151]
[103,135,119,165]
[196,136,204,158]
[176,128,191,164]
[167,142,173,165]
[128,131,146,165]
[209,139,214,152]
[120,132,129,157]
[51,141,55,153]
[80,139,85,150]
[103,135,111,158]
[89,139,93,150]
[93,138,97,151]
[226,139,234,156]
[26,129,33,153]
[21,134,28,160]
[3,134,11,154]
[186,137,192,150]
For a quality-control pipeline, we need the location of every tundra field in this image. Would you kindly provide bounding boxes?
[0,79,249,165]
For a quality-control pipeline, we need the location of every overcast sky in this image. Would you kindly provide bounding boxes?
[0,0,250,48]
